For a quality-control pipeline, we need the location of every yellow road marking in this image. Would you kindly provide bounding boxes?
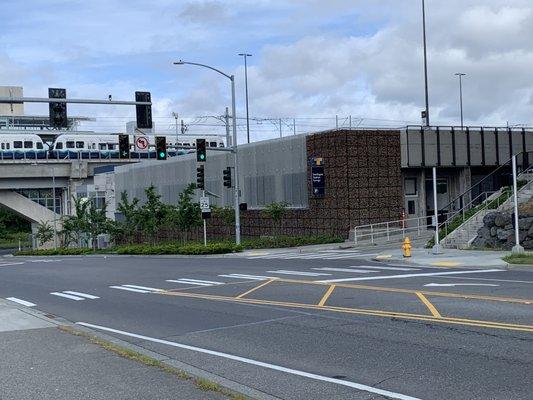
[415,292,442,318]
[263,277,533,305]
[235,279,276,299]
[430,261,460,268]
[159,290,533,333]
[318,285,336,307]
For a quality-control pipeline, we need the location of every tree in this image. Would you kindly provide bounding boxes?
[137,185,167,244]
[263,201,289,236]
[60,197,90,247]
[36,221,54,246]
[87,200,110,249]
[113,191,140,244]
[174,183,202,243]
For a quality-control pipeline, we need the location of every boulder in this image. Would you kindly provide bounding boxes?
[518,217,533,230]
[490,227,498,237]
[482,212,499,227]
[494,213,512,228]
[528,224,533,238]
[496,228,511,241]
[523,239,533,249]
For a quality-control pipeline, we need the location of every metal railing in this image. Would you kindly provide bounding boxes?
[353,214,445,245]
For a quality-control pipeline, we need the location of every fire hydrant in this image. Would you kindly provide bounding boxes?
[402,237,411,258]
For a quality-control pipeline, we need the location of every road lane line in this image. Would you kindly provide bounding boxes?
[177,279,224,285]
[0,262,25,267]
[235,279,276,299]
[77,322,422,400]
[5,297,35,307]
[166,280,213,286]
[159,290,533,333]
[122,285,163,292]
[350,265,419,271]
[313,267,374,273]
[415,292,442,318]
[435,276,533,284]
[63,291,99,299]
[318,269,504,283]
[318,285,336,307]
[50,292,84,301]
[267,270,331,277]
[110,286,149,293]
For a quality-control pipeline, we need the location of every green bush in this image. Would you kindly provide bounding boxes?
[115,242,242,255]
[15,248,95,256]
[178,242,243,255]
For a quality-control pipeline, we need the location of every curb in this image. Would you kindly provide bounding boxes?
[504,263,533,271]
[0,300,278,400]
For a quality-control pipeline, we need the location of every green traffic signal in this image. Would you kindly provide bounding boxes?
[159,152,166,158]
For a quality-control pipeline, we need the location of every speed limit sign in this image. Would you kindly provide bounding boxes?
[134,135,149,151]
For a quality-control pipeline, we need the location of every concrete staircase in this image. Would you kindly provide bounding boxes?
[442,175,533,249]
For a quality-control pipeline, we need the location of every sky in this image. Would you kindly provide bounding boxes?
[1,0,533,141]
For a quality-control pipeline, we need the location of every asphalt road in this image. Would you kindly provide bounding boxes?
[0,249,532,400]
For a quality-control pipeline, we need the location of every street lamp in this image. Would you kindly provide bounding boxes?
[454,73,466,130]
[173,60,241,245]
[238,53,252,144]
[422,0,430,127]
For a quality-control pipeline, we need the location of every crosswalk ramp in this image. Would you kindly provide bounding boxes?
[245,250,375,260]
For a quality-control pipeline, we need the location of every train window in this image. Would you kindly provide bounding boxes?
[219,142,225,148]
[183,142,190,147]
[76,141,84,149]
[56,142,63,150]
[66,141,74,148]
[108,144,116,150]
[209,141,217,147]
[6,143,9,149]
[36,143,43,149]
[91,143,96,150]
[24,141,33,149]
[14,141,22,149]
[1,143,4,150]
[99,143,107,150]
[177,142,182,146]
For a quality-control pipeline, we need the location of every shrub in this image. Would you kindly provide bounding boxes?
[15,248,95,256]
[241,235,343,249]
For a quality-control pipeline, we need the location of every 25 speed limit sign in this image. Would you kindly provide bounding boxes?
[134,135,149,151]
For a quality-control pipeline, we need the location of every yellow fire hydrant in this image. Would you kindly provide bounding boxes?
[402,237,411,258]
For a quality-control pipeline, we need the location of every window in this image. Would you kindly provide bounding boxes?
[177,142,182,146]
[405,178,417,196]
[14,141,22,149]
[183,142,190,147]
[6,143,9,150]
[76,141,84,149]
[24,141,33,149]
[56,142,63,149]
[108,144,115,150]
[36,143,43,149]
[66,141,74,149]
[99,143,107,150]
[1,143,4,150]
[91,143,96,150]
[209,141,217,147]
[437,179,448,194]
[219,142,225,148]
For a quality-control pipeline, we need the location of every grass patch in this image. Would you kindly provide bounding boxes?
[502,253,533,265]
[59,325,247,399]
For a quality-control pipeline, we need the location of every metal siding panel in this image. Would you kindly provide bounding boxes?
[454,131,468,166]
[469,129,482,165]
[424,129,438,166]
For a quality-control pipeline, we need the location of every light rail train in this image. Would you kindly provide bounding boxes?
[0,133,225,159]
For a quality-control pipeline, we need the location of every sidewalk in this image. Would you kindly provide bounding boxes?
[373,247,510,268]
[0,302,228,400]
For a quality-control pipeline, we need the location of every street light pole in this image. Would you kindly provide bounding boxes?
[52,167,57,249]
[422,0,430,127]
[173,60,241,245]
[454,73,466,130]
[238,53,252,144]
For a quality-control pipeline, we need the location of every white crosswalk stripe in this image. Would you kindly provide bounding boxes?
[267,270,331,277]
[312,267,374,273]
[347,265,419,271]
[122,285,163,292]
[177,278,224,285]
[6,297,36,307]
[51,292,85,301]
[246,250,378,260]
[63,291,100,299]
[110,286,150,293]
[219,274,275,280]
[166,278,224,286]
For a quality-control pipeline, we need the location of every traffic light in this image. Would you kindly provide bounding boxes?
[118,134,130,159]
[196,164,205,190]
[223,167,232,188]
[135,91,152,129]
[156,136,167,160]
[49,88,68,129]
[196,138,206,162]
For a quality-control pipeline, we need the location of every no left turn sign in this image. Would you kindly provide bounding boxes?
[135,135,149,151]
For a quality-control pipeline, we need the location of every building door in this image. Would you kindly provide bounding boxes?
[425,178,449,225]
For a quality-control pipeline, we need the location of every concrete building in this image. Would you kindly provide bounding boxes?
[113,126,533,240]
